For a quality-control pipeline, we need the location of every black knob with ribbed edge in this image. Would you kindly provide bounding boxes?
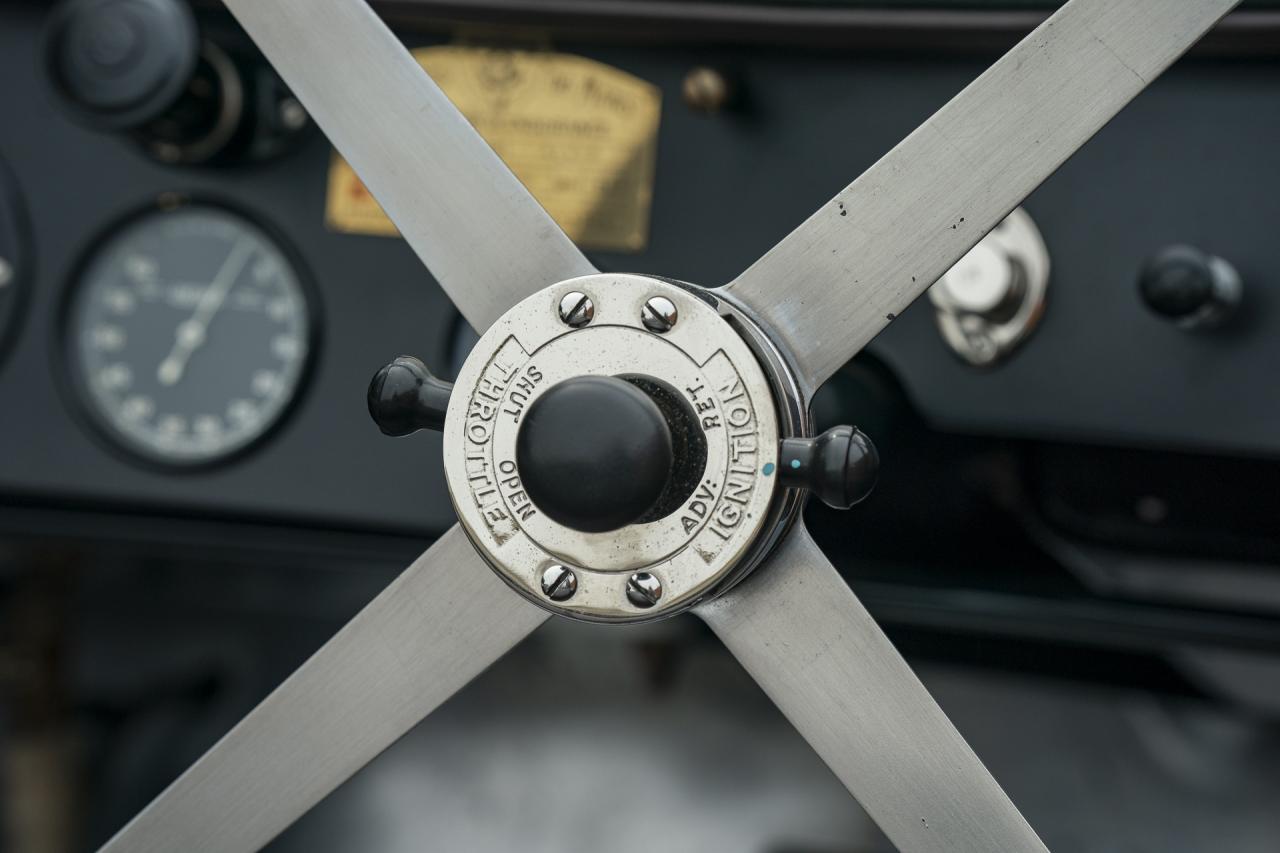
[778,425,879,509]
[367,356,453,437]
[516,376,674,534]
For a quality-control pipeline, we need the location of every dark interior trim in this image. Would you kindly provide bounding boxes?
[356,3,1280,55]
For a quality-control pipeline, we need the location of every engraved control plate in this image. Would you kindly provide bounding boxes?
[444,275,780,621]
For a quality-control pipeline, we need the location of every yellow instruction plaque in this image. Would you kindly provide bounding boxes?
[325,46,662,252]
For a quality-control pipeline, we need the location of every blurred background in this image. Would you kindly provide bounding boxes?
[3,0,1280,851]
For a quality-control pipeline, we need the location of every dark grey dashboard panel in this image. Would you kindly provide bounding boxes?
[874,62,1280,456]
[0,6,459,533]
[0,4,1277,536]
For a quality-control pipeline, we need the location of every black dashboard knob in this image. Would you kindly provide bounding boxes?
[516,376,675,534]
[778,425,879,510]
[367,356,454,437]
[45,0,199,130]
[1138,244,1241,329]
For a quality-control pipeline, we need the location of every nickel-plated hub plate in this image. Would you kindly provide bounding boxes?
[444,274,782,621]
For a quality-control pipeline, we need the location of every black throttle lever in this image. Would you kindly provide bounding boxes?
[367,355,453,436]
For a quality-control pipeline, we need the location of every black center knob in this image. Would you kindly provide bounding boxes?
[516,376,674,534]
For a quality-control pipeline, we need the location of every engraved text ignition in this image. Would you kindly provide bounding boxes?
[684,371,761,550]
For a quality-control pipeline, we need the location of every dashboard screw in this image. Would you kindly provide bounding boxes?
[682,67,733,114]
[540,564,578,601]
[626,572,662,608]
[279,97,308,131]
[558,291,594,327]
[641,296,677,332]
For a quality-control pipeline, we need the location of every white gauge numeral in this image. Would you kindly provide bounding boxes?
[267,298,296,322]
[157,415,187,438]
[272,334,301,361]
[252,370,280,397]
[89,324,126,352]
[97,363,132,392]
[166,283,204,310]
[103,288,136,315]
[124,254,158,284]
[228,398,259,425]
[120,395,155,422]
[193,415,223,438]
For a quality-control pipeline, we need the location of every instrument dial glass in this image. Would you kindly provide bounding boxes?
[65,201,314,466]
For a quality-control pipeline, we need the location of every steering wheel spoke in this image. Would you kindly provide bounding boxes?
[223,0,597,331]
[697,523,1047,852]
[100,527,547,853]
[722,0,1237,397]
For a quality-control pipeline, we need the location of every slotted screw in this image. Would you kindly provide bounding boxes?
[558,291,594,327]
[641,296,677,332]
[541,565,578,601]
[626,572,662,608]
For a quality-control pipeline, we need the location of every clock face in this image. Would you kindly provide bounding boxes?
[65,200,315,467]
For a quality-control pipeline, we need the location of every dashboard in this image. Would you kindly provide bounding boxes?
[2,0,1280,700]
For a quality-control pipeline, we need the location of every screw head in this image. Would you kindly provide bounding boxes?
[682,67,733,114]
[540,565,578,601]
[626,572,663,608]
[641,296,677,333]
[279,97,308,131]
[558,291,594,327]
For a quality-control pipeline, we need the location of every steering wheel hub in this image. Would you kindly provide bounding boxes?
[444,274,790,621]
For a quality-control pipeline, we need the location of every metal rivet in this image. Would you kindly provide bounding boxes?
[682,67,732,114]
[558,291,594,327]
[0,258,12,288]
[641,296,677,333]
[279,97,308,131]
[540,565,578,601]
[626,572,662,608]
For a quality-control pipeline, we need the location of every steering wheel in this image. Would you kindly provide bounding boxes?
[100,1,1239,850]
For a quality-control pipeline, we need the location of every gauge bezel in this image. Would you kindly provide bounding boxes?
[57,192,322,472]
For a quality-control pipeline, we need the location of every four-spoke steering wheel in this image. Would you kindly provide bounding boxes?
[102,1,1239,850]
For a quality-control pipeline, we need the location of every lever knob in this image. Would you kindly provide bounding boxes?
[1138,244,1241,330]
[367,356,453,436]
[778,426,879,510]
[516,376,674,534]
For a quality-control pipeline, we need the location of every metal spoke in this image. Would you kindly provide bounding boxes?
[696,523,1046,852]
[223,0,597,331]
[722,0,1238,396]
[99,526,548,853]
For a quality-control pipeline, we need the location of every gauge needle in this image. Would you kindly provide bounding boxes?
[157,238,254,386]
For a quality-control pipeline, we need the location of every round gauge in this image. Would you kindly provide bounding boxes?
[64,198,316,467]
